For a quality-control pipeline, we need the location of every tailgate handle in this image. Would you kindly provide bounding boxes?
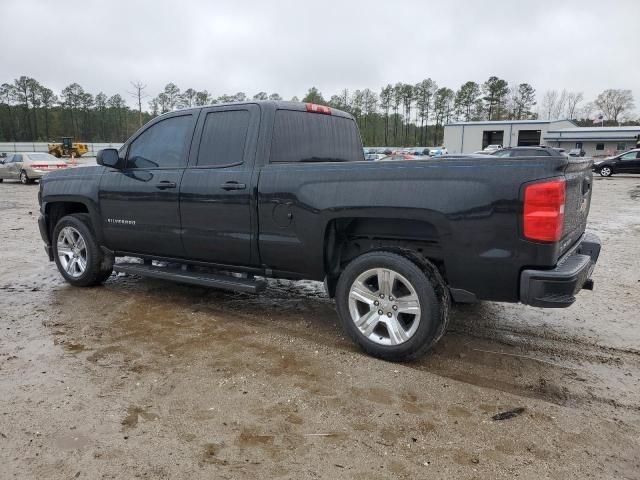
[582,178,591,194]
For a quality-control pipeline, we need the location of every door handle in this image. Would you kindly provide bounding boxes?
[220,181,246,191]
[156,181,177,189]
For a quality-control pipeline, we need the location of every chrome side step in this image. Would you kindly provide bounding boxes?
[113,262,266,293]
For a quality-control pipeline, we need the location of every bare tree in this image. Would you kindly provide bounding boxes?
[129,81,147,127]
[551,89,568,120]
[564,92,583,119]
[541,90,558,120]
[595,89,635,124]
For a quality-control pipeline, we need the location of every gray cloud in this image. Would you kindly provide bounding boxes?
[1,0,638,114]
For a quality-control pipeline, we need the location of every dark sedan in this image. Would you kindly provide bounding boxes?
[593,149,640,177]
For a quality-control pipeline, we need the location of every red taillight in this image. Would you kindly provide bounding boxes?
[523,179,566,242]
[31,164,49,168]
[57,164,67,168]
[306,103,331,115]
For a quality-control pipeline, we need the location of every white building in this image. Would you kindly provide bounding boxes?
[542,126,640,157]
[443,119,576,154]
[444,120,640,157]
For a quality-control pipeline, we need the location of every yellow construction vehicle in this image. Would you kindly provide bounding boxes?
[47,137,89,158]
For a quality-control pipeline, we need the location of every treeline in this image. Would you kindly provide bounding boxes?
[0,78,151,143]
[1,75,636,146]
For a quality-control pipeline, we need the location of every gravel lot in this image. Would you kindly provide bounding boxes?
[1,174,639,479]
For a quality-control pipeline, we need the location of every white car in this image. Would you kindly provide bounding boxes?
[0,152,68,184]
[428,147,449,156]
[483,144,503,153]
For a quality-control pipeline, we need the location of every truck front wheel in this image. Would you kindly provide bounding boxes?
[52,214,113,287]
[335,251,449,361]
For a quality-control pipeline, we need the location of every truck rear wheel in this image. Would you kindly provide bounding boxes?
[335,251,449,361]
[52,214,113,287]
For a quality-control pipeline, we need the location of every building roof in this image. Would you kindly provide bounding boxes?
[445,119,578,127]
[546,126,640,133]
[544,136,638,141]
[543,125,640,141]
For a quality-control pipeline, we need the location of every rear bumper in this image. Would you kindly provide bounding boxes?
[520,232,601,308]
[26,168,46,179]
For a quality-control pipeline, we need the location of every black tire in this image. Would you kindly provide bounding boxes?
[52,213,113,287]
[0,178,3,183]
[599,166,613,177]
[20,170,30,185]
[335,251,450,361]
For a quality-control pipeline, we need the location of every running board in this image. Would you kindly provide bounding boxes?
[113,263,266,293]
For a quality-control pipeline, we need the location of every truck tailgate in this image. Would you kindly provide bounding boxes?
[561,157,594,256]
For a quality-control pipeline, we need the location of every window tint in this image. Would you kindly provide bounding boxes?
[270,110,363,163]
[595,143,604,151]
[492,150,511,157]
[12,154,22,163]
[512,149,549,157]
[127,115,192,169]
[197,110,249,167]
[27,153,54,161]
[620,152,637,160]
[617,143,626,151]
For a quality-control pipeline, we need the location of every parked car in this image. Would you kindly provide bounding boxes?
[37,101,600,361]
[365,153,386,161]
[593,149,640,177]
[0,152,67,184]
[483,144,503,153]
[491,146,566,158]
[427,147,448,157]
[569,148,586,157]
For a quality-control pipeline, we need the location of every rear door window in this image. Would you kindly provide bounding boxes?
[197,110,250,167]
[620,152,638,160]
[270,110,363,163]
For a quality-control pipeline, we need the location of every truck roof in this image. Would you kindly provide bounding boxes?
[169,100,355,120]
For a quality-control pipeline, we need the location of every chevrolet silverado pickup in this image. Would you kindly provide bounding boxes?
[37,101,601,360]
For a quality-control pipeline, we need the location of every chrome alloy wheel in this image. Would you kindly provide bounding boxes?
[348,268,421,346]
[600,167,611,177]
[57,226,88,278]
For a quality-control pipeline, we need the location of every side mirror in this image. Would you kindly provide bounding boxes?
[97,148,121,168]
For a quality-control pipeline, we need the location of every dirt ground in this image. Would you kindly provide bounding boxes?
[1,174,639,479]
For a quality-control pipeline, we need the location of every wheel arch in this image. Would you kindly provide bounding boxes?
[44,199,102,244]
[322,217,446,297]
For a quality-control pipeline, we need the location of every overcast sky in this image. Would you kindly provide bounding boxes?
[1,0,638,115]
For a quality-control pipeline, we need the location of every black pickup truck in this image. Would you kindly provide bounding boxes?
[38,101,601,360]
